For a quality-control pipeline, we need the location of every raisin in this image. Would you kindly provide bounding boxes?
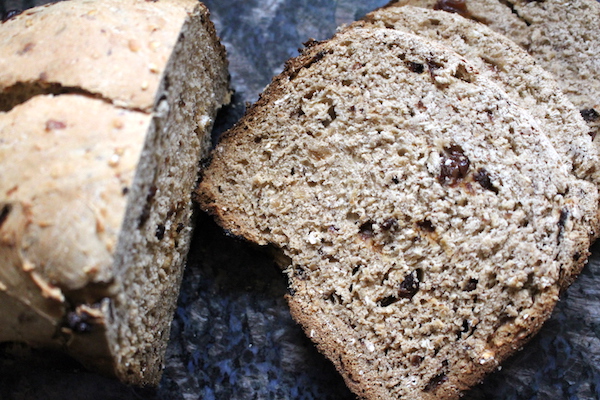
[45,120,66,131]
[473,168,498,193]
[410,355,424,366]
[398,270,421,299]
[417,219,435,232]
[438,145,470,184]
[434,0,472,17]
[580,108,600,122]
[407,61,425,73]
[378,296,398,307]
[359,221,375,239]
[155,224,166,240]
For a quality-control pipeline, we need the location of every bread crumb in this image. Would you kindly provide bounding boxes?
[479,349,495,364]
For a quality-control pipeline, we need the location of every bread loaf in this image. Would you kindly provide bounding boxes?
[196,25,598,399]
[391,0,600,146]
[0,0,230,385]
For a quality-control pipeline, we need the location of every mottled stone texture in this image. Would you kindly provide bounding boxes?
[1,0,600,399]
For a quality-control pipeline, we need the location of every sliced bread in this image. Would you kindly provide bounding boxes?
[359,4,600,286]
[197,26,598,399]
[391,0,600,146]
[0,0,230,385]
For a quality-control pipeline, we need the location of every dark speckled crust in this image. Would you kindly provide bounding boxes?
[2,0,600,399]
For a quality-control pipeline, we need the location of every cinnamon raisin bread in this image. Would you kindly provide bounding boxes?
[391,0,600,144]
[0,0,230,385]
[197,27,598,399]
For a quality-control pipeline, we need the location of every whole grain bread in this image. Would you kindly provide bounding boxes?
[391,0,600,146]
[197,25,598,399]
[358,4,600,286]
[0,0,230,385]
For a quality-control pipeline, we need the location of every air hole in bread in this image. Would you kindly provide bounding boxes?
[0,204,11,228]
[322,104,337,127]
[453,63,474,83]
[359,221,375,239]
[463,278,478,291]
[423,372,448,392]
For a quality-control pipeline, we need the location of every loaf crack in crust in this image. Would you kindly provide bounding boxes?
[197,26,599,399]
[0,0,230,385]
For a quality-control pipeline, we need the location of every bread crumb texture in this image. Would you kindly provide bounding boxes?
[393,0,600,157]
[197,27,597,399]
[0,0,230,386]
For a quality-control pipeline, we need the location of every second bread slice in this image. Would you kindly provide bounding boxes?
[197,26,598,399]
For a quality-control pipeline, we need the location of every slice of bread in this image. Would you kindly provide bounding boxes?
[197,26,598,399]
[359,4,600,286]
[0,0,230,385]
[391,0,600,147]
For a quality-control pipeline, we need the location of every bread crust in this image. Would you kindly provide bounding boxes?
[0,0,216,111]
[0,0,230,385]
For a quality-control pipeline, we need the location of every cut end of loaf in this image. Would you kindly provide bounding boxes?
[198,26,596,399]
[94,1,231,385]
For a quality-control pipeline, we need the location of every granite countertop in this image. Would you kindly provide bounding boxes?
[1,1,600,399]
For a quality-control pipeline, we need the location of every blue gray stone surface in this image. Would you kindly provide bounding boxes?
[1,1,599,399]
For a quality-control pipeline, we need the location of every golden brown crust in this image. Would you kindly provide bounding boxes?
[0,0,230,386]
[0,0,201,111]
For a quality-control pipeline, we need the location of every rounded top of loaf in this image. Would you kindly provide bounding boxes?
[0,0,202,111]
